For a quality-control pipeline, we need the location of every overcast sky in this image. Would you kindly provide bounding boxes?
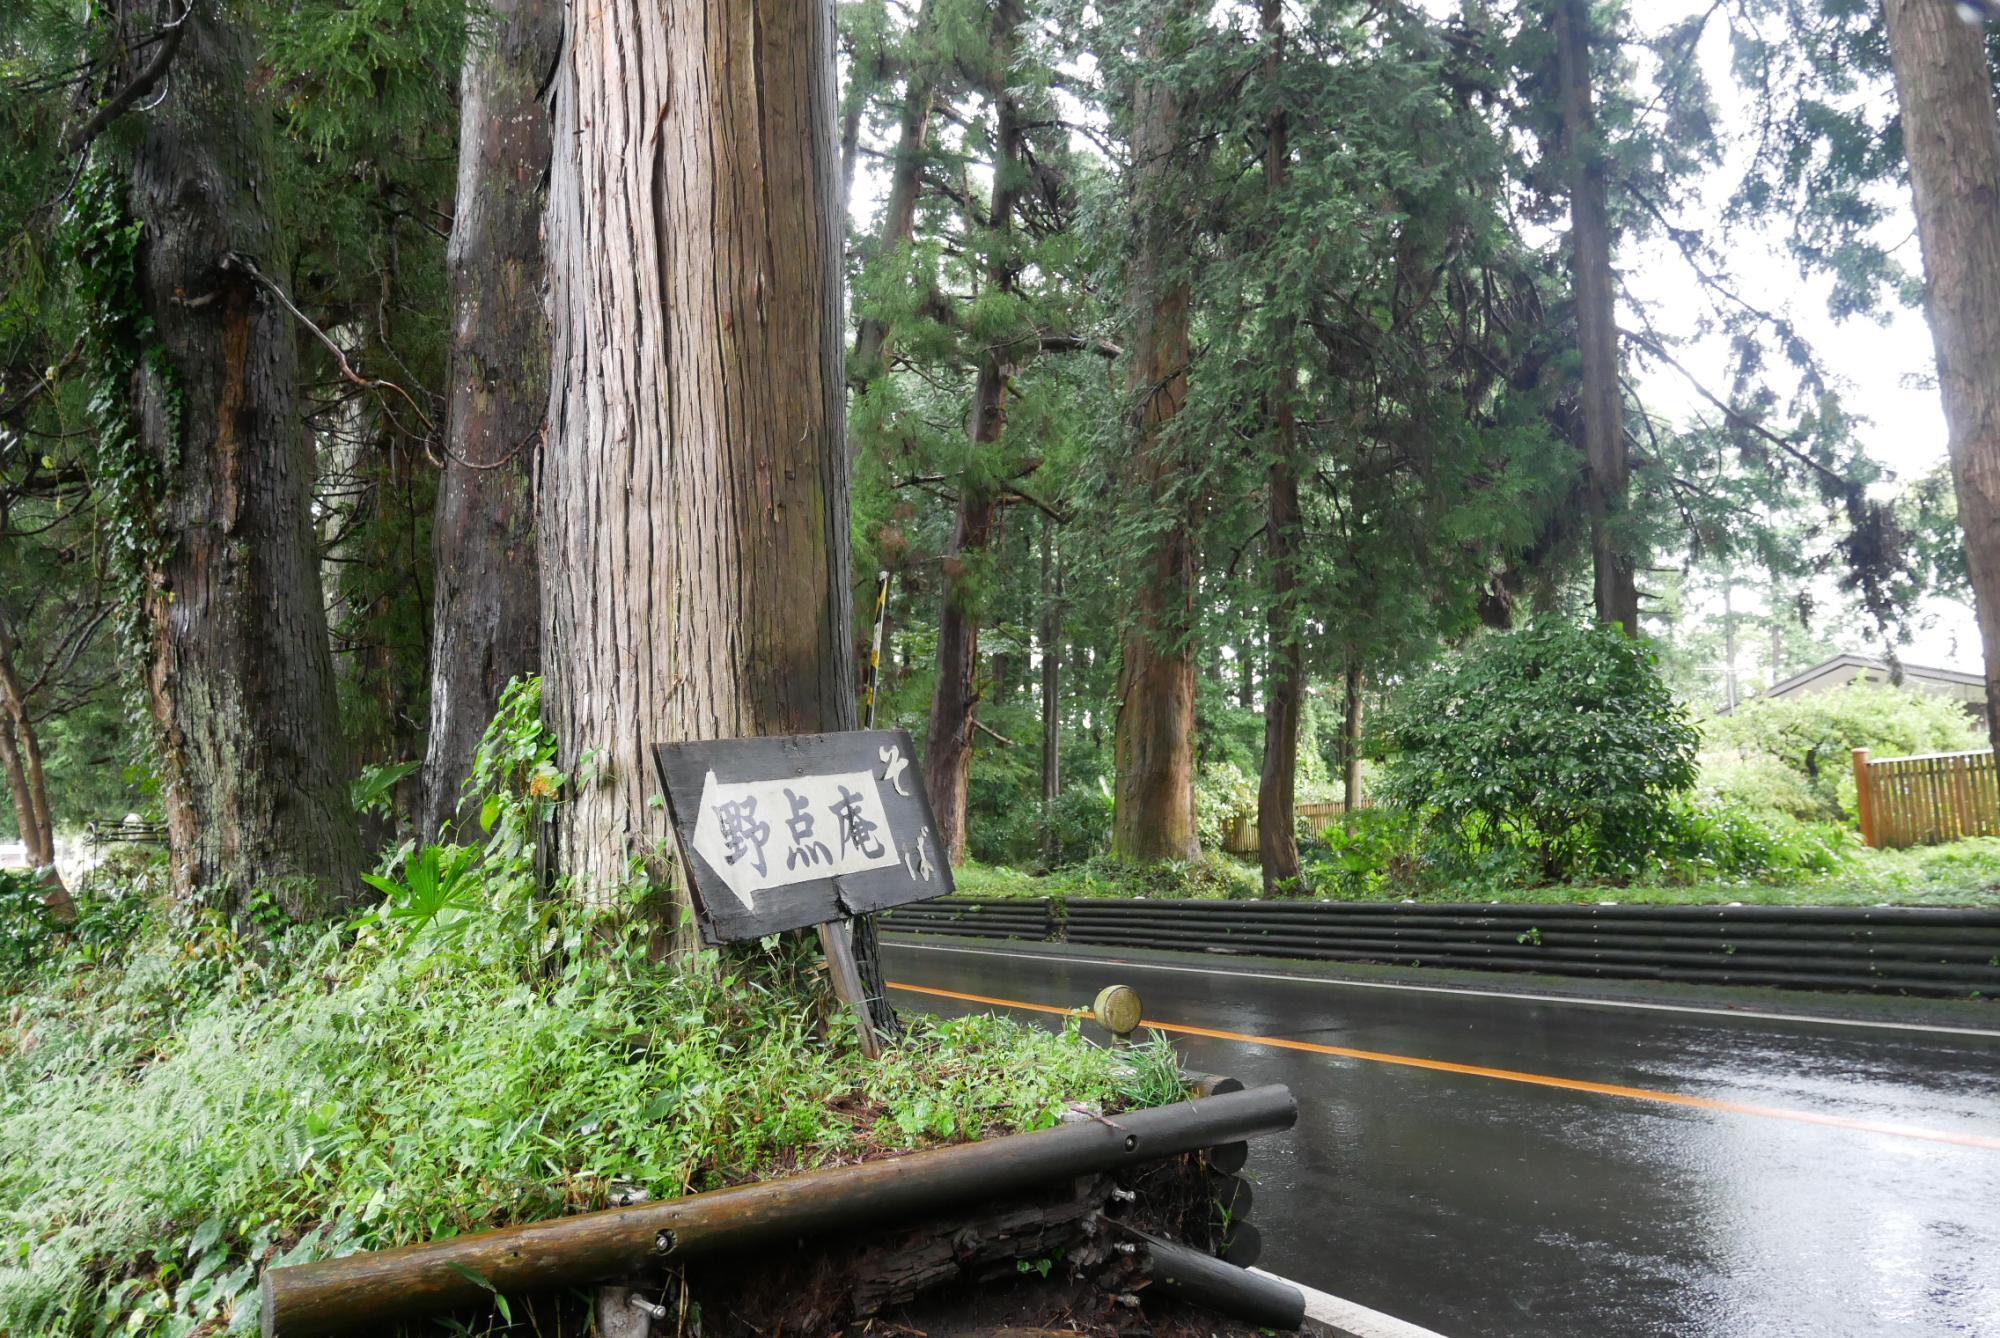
[1621,2,1981,674]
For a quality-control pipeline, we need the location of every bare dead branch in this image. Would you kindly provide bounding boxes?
[65,3,190,155]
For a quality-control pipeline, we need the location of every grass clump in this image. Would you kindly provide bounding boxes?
[954,855,1260,903]
[0,680,1175,1336]
[0,883,1169,1336]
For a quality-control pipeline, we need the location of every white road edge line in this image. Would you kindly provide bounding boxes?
[887,939,2000,1039]
[1248,1267,1449,1338]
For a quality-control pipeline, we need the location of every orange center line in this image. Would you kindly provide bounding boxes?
[885,979,2000,1152]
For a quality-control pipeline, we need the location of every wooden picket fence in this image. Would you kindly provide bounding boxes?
[1222,800,1354,855]
[1852,747,2000,849]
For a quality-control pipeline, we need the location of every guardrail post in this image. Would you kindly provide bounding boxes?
[1852,748,1876,848]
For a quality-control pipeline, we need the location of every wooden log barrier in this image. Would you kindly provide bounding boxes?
[262,1083,1298,1337]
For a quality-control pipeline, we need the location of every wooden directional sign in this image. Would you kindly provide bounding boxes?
[653,729,955,945]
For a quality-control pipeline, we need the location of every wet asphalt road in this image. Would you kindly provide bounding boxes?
[881,938,2000,1338]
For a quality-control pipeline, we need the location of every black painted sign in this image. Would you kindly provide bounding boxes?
[653,729,955,945]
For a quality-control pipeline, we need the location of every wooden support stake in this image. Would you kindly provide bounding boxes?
[818,919,882,1058]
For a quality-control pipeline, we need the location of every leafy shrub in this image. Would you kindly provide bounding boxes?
[1702,681,1984,822]
[1380,621,1699,881]
[1654,797,1854,882]
[1300,809,1420,900]
[965,780,1110,868]
[0,873,59,973]
[1193,760,1258,851]
[1696,752,1824,824]
[1046,781,1113,866]
[1004,852,1261,902]
[0,869,154,976]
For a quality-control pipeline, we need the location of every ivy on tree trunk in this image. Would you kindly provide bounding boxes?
[120,0,361,916]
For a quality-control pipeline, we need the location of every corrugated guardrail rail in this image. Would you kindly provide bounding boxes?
[882,896,2000,998]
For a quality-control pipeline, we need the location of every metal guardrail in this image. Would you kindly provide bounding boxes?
[883,896,2000,998]
[84,818,169,846]
[262,1083,1300,1337]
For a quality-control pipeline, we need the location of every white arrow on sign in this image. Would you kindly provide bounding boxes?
[688,769,902,908]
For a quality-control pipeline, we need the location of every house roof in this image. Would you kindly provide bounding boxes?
[1763,653,1984,699]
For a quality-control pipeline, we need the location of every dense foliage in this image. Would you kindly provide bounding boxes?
[1380,622,1701,880]
[1702,679,1985,820]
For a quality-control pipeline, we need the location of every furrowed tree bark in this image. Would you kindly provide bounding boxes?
[925,486,998,867]
[922,2,1023,867]
[1256,0,1303,896]
[121,0,361,915]
[1884,0,2000,736]
[539,0,870,993]
[421,0,558,841]
[1553,0,1638,635]
[1112,10,1200,865]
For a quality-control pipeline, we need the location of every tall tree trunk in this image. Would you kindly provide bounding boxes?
[1721,575,1739,712]
[123,0,361,915]
[1256,0,1303,896]
[541,0,861,938]
[1112,12,1200,865]
[1040,516,1063,866]
[0,619,56,869]
[922,9,1022,867]
[0,716,70,919]
[1342,661,1365,810]
[1884,0,2000,735]
[1769,575,1784,683]
[989,649,1015,706]
[0,716,44,867]
[1553,0,1637,634]
[323,357,430,846]
[924,486,998,867]
[422,0,557,840]
[850,2,938,394]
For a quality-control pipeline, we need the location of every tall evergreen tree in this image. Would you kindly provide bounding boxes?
[1883,0,2000,733]
[1111,0,1201,864]
[105,0,362,913]
[538,0,859,928]
[422,0,558,839]
[1550,0,1638,634]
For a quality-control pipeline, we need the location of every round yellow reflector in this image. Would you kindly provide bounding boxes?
[1092,984,1143,1037]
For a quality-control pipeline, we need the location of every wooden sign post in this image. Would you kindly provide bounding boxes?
[653,729,954,1055]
